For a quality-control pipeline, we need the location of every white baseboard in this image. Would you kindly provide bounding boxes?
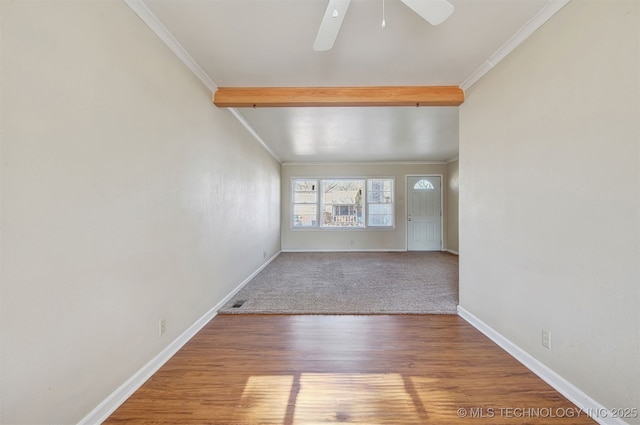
[77,252,281,425]
[281,249,406,253]
[457,306,628,425]
[227,250,281,299]
[77,307,218,425]
[446,249,459,255]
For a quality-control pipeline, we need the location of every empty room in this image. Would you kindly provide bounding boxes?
[1,1,638,424]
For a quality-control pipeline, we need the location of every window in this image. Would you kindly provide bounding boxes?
[292,179,318,227]
[291,177,394,229]
[413,179,434,190]
[321,179,364,228]
[367,179,394,227]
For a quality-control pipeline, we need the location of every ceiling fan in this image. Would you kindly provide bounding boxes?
[313,0,455,51]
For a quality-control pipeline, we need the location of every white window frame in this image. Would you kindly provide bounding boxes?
[291,178,318,228]
[291,177,395,230]
[320,178,365,229]
[367,178,395,228]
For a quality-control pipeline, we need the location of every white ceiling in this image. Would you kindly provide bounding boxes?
[237,106,459,162]
[136,0,566,163]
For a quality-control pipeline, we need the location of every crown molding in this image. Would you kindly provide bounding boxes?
[123,0,284,163]
[123,0,217,93]
[282,161,447,166]
[228,108,282,163]
[461,0,571,91]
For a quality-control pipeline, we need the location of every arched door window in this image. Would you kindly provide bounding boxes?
[413,179,435,190]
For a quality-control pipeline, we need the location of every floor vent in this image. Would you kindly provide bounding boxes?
[232,300,246,308]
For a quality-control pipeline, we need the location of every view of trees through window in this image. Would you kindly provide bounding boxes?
[321,179,364,227]
[292,178,394,229]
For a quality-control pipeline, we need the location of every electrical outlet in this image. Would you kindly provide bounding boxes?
[542,329,551,349]
[263,251,267,259]
[159,318,166,336]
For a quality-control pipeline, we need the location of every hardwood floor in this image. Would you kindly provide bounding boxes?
[106,315,595,424]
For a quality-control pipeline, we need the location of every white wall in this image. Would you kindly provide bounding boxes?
[446,159,459,253]
[281,163,448,251]
[459,0,639,419]
[0,1,280,423]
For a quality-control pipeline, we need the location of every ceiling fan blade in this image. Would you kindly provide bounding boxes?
[313,0,351,51]
[400,0,454,26]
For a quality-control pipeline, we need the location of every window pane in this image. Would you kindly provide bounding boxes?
[367,179,393,203]
[368,204,393,227]
[293,204,317,227]
[369,214,392,226]
[292,179,318,228]
[293,179,317,203]
[367,178,394,227]
[369,204,392,215]
[321,179,365,228]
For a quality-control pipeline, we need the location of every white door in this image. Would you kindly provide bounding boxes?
[407,176,442,251]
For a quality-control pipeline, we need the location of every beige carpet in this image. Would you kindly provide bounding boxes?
[220,251,459,315]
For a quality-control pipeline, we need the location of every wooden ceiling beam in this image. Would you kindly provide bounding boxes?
[213,86,464,107]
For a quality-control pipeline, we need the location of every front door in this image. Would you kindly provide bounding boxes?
[407,176,442,251]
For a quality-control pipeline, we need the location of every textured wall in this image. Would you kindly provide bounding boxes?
[459,0,639,418]
[0,1,280,423]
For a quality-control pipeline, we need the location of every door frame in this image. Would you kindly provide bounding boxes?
[405,174,444,251]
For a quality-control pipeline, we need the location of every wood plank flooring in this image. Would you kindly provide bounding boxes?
[105,315,596,424]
